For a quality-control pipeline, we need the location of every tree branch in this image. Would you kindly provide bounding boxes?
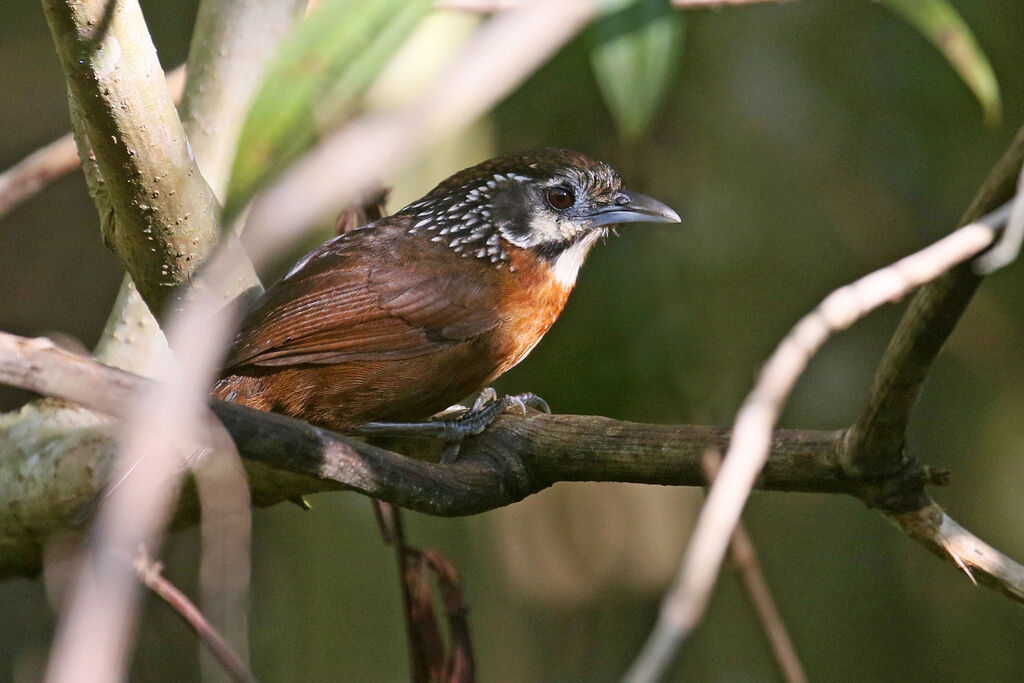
[134,549,255,683]
[0,328,925,573]
[0,67,187,222]
[702,451,806,683]
[41,0,225,316]
[843,124,1024,477]
[625,196,1017,682]
[178,0,307,200]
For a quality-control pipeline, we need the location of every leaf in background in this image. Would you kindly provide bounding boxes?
[882,0,1001,125]
[589,0,685,141]
[225,0,433,219]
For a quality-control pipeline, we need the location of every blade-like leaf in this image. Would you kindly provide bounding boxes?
[225,0,433,219]
[882,0,1001,125]
[590,0,685,141]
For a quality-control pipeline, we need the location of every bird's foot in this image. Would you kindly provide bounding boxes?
[349,388,550,463]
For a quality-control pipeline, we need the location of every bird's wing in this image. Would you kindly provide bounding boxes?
[222,225,500,370]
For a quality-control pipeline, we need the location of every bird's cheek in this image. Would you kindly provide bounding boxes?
[530,213,580,244]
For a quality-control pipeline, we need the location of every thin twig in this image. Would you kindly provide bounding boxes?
[134,548,256,683]
[702,451,805,683]
[624,199,1015,683]
[378,502,447,682]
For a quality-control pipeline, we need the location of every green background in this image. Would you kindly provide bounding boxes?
[2,1,1024,680]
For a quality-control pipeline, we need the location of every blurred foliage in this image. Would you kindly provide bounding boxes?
[2,0,1024,682]
[589,0,686,140]
[882,0,1002,124]
[225,0,432,219]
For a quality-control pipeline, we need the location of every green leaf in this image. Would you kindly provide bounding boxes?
[225,0,433,219]
[882,0,1001,125]
[589,0,685,141]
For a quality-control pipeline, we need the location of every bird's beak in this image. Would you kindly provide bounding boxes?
[586,190,681,227]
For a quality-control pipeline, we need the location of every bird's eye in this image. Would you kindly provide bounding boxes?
[545,186,575,211]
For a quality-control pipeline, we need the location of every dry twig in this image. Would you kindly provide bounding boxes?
[134,548,255,683]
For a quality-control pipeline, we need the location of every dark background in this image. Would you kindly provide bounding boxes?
[2,1,1024,680]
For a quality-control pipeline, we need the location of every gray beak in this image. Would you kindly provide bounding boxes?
[587,190,681,227]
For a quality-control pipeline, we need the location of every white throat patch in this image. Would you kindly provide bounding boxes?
[550,231,604,287]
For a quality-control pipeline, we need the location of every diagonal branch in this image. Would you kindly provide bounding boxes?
[889,502,1024,603]
[843,124,1024,477]
[625,196,1018,682]
[0,67,187,222]
[134,548,255,683]
[41,0,228,316]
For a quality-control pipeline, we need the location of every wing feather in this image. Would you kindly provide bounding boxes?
[222,223,500,370]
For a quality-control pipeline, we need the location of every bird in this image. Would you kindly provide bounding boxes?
[212,148,679,438]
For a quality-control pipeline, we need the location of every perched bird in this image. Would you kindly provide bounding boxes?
[213,148,679,435]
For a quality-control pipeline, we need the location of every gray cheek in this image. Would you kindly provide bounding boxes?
[497,221,534,248]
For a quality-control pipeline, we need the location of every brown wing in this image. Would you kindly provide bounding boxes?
[222,222,500,371]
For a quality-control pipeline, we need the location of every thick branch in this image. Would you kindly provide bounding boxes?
[0,330,849,509]
[0,329,855,573]
[4,329,1023,607]
[217,404,850,515]
[41,0,222,315]
[0,67,187,222]
[844,124,1024,476]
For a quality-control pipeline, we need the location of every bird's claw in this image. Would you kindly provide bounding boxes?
[471,387,499,413]
[501,392,551,416]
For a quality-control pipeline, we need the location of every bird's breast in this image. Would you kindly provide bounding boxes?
[486,246,575,380]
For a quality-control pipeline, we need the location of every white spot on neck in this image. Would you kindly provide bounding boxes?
[550,231,602,287]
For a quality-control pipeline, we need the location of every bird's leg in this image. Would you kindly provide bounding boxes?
[349,389,550,462]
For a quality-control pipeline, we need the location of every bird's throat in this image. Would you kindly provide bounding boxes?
[547,230,604,287]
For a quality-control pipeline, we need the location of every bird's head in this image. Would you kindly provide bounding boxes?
[397,148,680,284]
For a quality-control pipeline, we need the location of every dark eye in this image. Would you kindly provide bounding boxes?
[545,186,574,211]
